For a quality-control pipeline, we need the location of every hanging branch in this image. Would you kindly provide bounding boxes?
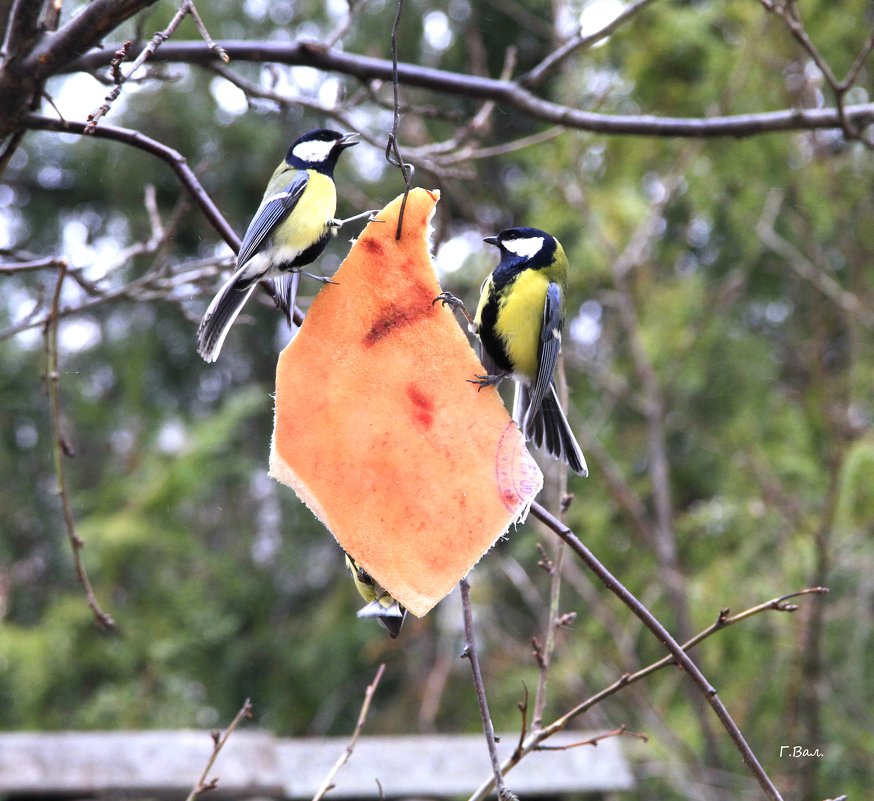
[384,0,415,240]
[44,264,117,631]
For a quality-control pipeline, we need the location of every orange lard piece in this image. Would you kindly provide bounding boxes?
[269,188,542,617]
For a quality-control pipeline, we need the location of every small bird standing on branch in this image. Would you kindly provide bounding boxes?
[437,227,588,476]
[197,128,369,362]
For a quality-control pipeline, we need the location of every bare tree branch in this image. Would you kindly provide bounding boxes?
[534,724,648,750]
[468,587,829,801]
[64,40,874,139]
[760,0,874,145]
[530,500,787,801]
[184,699,253,801]
[520,0,661,87]
[44,263,117,631]
[460,577,515,801]
[756,188,874,327]
[311,663,385,801]
[24,113,239,251]
[0,0,43,66]
[23,0,159,76]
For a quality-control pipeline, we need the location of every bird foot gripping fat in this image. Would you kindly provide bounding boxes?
[269,188,543,617]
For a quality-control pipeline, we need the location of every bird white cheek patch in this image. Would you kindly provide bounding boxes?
[291,139,336,163]
[503,236,544,259]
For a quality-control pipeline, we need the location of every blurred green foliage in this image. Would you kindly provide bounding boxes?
[1,0,873,798]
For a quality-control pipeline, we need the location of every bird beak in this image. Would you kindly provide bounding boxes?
[483,235,500,247]
[337,132,360,149]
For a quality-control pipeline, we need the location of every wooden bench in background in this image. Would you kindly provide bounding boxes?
[0,730,634,798]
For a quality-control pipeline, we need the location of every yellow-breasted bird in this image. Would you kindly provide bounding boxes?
[197,129,366,362]
[344,553,406,639]
[437,227,588,475]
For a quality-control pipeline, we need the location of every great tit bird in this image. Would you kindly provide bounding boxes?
[344,552,406,639]
[437,227,588,475]
[197,128,366,362]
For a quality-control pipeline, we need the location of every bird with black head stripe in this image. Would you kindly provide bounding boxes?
[197,128,367,362]
[438,227,588,476]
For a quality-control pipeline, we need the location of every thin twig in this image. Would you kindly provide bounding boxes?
[44,264,116,631]
[84,0,229,132]
[209,63,373,147]
[467,585,828,801]
[759,0,874,146]
[0,256,68,274]
[186,0,230,63]
[756,188,874,327]
[460,577,515,801]
[839,31,874,92]
[440,127,564,164]
[534,724,648,750]
[546,587,830,735]
[531,357,572,729]
[184,698,254,801]
[0,253,234,342]
[85,3,192,132]
[324,0,370,50]
[0,128,27,177]
[520,0,660,87]
[384,0,415,240]
[311,663,386,801]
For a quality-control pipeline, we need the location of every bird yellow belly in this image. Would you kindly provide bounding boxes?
[277,170,337,252]
[496,269,550,380]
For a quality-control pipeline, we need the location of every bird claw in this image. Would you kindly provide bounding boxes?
[433,291,459,308]
[467,373,504,391]
[433,291,475,326]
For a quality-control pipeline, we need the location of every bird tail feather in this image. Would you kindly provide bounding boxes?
[357,598,407,639]
[270,271,300,329]
[196,269,259,362]
[516,382,588,476]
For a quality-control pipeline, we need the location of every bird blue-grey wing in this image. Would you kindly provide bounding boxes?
[196,172,309,361]
[236,170,309,269]
[522,281,562,433]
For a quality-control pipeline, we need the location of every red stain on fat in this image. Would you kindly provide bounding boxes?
[407,383,435,430]
[363,283,437,347]
[361,237,383,255]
